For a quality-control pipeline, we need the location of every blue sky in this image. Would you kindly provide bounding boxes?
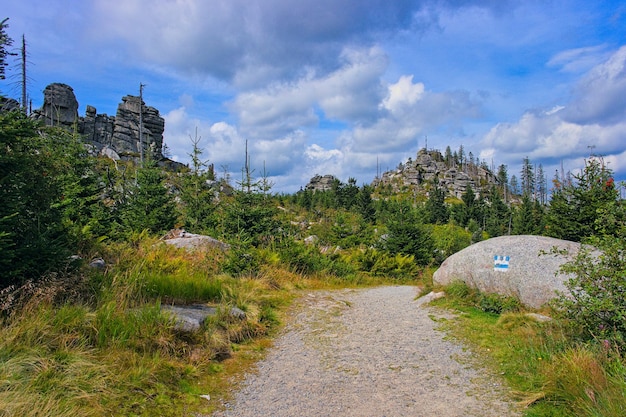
[2,0,626,192]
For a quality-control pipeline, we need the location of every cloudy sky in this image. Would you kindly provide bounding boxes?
[3,1,626,192]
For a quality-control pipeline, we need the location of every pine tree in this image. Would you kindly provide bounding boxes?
[381,204,433,266]
[356,185,376,223]
[180,129,216,233]
[122,160,178,235]
[425,179,449,224]
[545,156,618,242]
[0,18,15,83]
[485,186,510,237]
[512,195,535,235]
[520,156,534,198]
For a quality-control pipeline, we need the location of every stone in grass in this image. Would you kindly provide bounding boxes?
[162,304,246,332]
[433,235,585,309]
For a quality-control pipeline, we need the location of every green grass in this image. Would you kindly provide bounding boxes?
[433,282,626,417]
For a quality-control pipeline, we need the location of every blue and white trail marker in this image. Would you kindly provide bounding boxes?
[494,255,510,272]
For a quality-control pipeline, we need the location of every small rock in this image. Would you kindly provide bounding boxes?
[229,307,246,320]
[524,313,552,323]
[89,257,106,270]
[416,291,446,306]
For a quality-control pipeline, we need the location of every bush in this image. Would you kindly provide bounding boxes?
[553,235,626,348]
[354,248,420,279]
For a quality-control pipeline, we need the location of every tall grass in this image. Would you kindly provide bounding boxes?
[436,281,626,417]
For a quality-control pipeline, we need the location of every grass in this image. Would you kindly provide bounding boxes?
[432,281,626,417]
[5,235,625,416]
[0,235,409,416]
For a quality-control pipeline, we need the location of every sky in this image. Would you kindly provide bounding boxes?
[2,0,626,193]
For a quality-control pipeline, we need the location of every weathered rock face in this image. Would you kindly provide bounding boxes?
[433,235,583,308]
[305,174,338,192]
[31,83,79,127]
[371,149,498,198]
[31,83,165,160]
[109,95,165,157]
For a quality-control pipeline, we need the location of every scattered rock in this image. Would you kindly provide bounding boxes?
[304,235,319,245]
[89,257,106,270]
[524,313,552,323]
[161,304,246,332]
[433,235,584,309]
[162,229,230,251]
[416,291,446,306]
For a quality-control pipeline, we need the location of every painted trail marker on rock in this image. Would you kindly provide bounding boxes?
[494,255,510,272]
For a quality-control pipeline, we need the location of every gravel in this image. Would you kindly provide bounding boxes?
[210,286,521,417]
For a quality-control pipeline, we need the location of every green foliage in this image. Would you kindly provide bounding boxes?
[512,194,544,235]
[546,156,619,242]
[0,112,77,283]
[553,235,626,349]
[379,203,434,266]
[484,185,511,237]
[450,185,483,228]
[0,18,14,82]
[222,244,263,277]
[121,160,178,235]
[276,241,355,277]
[356,184,376,222]
[443,280,520,314]
[222,191,280,246]
[178,130,218,234]
[354,248,419,279]
[431,223,471,264]
[424,180,449,224]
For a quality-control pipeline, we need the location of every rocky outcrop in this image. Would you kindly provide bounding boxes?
[305,174,338,192]
[432,235,584,308]
[31,83,79,127]
[371,149,498,198]
[30,83,165,160]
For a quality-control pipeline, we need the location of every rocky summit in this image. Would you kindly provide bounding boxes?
[30,83,165,161]
[372,148,498,199]
[433,235,586,309]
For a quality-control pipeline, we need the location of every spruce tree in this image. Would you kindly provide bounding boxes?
[425,180,449,224]
[121,160,178,235]
[545,156,618,242]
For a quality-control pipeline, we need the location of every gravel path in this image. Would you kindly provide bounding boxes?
[212,286,520,417]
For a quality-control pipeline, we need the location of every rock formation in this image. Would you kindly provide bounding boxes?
[30,83,165,160]
[305,174,338,192]
[432,235,586,308]
[372,149,498,198]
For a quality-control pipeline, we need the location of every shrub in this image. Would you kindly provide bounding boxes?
[553,235,626,348]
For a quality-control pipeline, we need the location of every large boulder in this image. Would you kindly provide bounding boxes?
[162,229,230,251]
[433,235,582,308]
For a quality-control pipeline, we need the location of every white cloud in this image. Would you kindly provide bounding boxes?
[547,45,610,73]
[564,46,626,125]
[481,46,626,182]
[381,75,425,114]
[231,46,388,139]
